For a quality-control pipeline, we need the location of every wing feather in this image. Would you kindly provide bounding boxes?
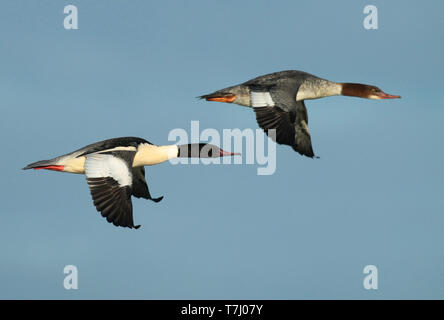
[254,101,315,157]
[131,167,163,203]
[84,153,140,229]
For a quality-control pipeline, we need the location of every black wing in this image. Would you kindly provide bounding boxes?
[87,177,140,229]
[84,152,141,229]
[76,137,153,158]
[131,167,163,202]
[247,76,316,158]
[254,101,315,158]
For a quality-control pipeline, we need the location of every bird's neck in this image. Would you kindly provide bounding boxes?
[132,144,178,167]
[296,78,343,101]
[176,143,215,158]
[340,83,370,98]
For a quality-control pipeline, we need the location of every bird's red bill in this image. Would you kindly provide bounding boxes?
[34,165,65,171]
[219,149,241,157]
[206,95,236,103]
[378,92,401,99]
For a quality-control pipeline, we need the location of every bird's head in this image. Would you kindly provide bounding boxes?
[178,143,240,158]
[341,83,401,99]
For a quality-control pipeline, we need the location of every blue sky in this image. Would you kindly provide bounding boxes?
[1,0,443,299]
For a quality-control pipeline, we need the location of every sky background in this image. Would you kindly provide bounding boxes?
[1,0,443,299]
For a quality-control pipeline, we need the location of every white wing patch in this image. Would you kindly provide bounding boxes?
[84,154,132,187]
[251,91,275,107]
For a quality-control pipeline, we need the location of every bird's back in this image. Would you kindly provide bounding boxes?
[243,70,316,88]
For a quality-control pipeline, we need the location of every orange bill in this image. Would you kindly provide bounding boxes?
[205,95,236,103]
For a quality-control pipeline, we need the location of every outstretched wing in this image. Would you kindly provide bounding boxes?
[247,77,316,158]
[84,152,140,229]
[131,166,163,203]
[253,99,315,158]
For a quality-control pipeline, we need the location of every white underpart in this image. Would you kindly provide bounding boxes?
[84,154,132,187]
[250,91,275,107]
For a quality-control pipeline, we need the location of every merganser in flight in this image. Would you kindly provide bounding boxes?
[200,70,400,158]
[23,137,238,229]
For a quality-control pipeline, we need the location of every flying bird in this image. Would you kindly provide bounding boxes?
[23,137,238,229]
[200,70,400,158]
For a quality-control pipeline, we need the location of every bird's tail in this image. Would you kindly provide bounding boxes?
[22,158,64,171]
